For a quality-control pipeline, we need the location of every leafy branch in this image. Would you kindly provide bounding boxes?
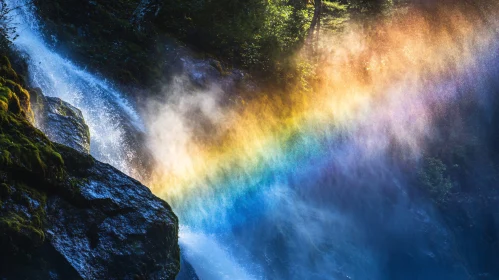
[0,0,18,44]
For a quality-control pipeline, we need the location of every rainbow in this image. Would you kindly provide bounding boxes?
[145,2,499,231]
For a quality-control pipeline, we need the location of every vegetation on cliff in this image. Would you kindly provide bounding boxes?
[0,53,180,279]
[0,54,64,273]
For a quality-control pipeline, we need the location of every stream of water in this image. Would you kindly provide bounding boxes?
[6,1,499,279]
[6,1,255,279]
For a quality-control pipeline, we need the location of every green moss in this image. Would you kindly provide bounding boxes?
[0,85,21,113]
[0,149,12,166]
[0,114,62,176]
[0,55,95,272]
[4,79,30,102]
[0,56,19,83]
[0,115,63,178]
[0,181,47,263]
[0,213,45,247]
[0,57,65,182]
[0,58,33,122]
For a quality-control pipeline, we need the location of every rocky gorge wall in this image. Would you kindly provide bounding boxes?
[0,55,180,279]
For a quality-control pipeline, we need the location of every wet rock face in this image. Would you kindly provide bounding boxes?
[45,150,180,280]
[0,120,181,278]
[36,96,91,154]
[0,144,181,280]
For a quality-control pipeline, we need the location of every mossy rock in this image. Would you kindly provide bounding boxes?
[0,54,180,280]
[0,111,64,178]
[0,57,63,179]
[0,55,20,83]
[0,180,47,266]
[0,56,34,121]
[0,56,67,275]
[0,84,21,114]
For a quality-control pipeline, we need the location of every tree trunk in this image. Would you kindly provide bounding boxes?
[307,0,322,53]
[309,0,322,35]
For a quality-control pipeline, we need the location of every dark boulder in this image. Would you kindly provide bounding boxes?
[44,145,180,280]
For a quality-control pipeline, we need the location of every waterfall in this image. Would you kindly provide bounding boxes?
[6,1,499,279]
[6,0,143,177]
[5,1,253,279]
[179,228,257,280]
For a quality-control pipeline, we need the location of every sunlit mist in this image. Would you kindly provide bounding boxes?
[145,3,498,220]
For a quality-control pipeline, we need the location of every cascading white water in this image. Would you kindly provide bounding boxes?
[5,1,252,279]
[6,0,142,177]
[6,1,499,280]
[180,228,257,280]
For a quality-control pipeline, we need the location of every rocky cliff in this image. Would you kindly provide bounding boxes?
[32,93,91,154]
[0,56,180,279]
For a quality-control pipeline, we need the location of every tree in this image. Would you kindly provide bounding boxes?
[305,1,349,55]
[0,0,19,49]
[308,0,322,39]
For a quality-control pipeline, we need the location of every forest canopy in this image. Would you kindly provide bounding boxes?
[153,0,399,86]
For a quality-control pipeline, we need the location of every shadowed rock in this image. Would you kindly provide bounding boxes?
[41,97,91,154]
[30,88,90,154]
[45,145,180,280]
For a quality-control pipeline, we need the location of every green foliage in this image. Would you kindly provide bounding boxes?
[0,1,20,49]
[418,157,453,204]
[346,0,395,16]
[163,0,391,86]
[318,1,350,32]
[153,0,397,78]
[32,0,401,89]
[0,182,11,198]
[155,0,313,85]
